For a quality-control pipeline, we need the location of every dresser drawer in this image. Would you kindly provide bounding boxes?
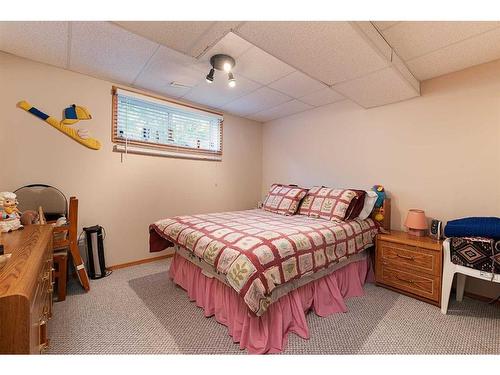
[377,264,440,302]
[377,240,440,276]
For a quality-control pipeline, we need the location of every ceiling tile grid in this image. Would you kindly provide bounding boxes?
[70,21,159,85]
[299,87,345,107]
[236,21,391,85]
[405,26,500,81]
[13,21,500,122]
[181,72,261,109]
[231,46,296,85]
[381,21,500,61]
[190,31,347,119]
[133,46,205,98]
[0,21,68,68]
[249,99,313,122]
[333,66,419,108]
[221,87,292,117]
[268,71,327,98]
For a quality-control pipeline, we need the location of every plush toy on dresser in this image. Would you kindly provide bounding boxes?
[0,192,23,232]
[371,185,386,223]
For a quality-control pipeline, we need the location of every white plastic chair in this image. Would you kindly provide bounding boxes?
[441,238,500,314]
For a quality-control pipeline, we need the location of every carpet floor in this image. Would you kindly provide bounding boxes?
[47,258,500,354]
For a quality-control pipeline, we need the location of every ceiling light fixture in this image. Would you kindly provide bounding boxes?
[206,54,236,88]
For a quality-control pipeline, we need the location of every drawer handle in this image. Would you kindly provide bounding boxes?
[396,275,414,284]
[396,254,415,261]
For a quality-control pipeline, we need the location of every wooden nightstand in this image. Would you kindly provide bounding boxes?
[375,230,444,306]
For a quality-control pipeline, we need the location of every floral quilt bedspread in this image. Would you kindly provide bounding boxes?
[150,209,379,316]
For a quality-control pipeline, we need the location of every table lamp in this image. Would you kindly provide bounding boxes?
[404,209,428,237]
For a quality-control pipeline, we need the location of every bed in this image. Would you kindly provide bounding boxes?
[149,189,389,353]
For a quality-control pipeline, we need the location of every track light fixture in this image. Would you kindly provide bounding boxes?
[206,54,236,87]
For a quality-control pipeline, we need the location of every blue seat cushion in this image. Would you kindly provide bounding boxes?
[445,217,500,239]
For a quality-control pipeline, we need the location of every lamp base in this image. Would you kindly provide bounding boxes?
[407,228,427,237]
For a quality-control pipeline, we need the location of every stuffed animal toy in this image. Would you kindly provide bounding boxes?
[17,101,101,150]
[372,185,386,208]
[0,192,23,232]
[20,210,39,226]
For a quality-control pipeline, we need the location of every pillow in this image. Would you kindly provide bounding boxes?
[357,191,378,220]
[262,184,308,216]
[298,186,358,221]
[345,190,366,220]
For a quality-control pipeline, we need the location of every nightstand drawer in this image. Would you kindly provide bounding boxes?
[377,265,440,302]
[378,240,440,276]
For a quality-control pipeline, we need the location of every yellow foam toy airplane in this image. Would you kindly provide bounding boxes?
[17,100,101,150]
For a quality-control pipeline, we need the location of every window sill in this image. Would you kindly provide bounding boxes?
[113,144,222,161]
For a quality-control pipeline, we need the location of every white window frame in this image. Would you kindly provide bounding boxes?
[112,87,223,161]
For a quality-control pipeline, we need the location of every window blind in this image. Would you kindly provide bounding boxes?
[112,87,223,159]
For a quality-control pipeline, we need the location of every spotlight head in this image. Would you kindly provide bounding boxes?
[228,72,236,88]
[206,68,215,83]
[223,62,232,72]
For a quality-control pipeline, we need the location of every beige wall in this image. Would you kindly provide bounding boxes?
[0,52,263,266]
[262,60,500,297]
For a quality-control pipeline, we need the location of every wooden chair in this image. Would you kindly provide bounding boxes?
[51,196,90,300]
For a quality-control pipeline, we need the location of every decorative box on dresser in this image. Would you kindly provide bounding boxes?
[375,230,443,306]
[0,225,54,354]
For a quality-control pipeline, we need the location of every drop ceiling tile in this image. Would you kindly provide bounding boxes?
[198,32,253,61]
[406,27,500,80]
[113,21,213,54]
[134,46,204,98]
[113,21,241,58]
[373,21,401,31]
[268,71,326,98]
[181,73,260,109]
[222,87,292,116]
[0,21,68,68]
[333,67,419,108]
[237,21,389,85]
[353,21,392,62]
[299,87,345,107]
[188,22,245,58]
[70,22,158,85]
[382,21,500,61]
[233,46,295,85]
[249,100,312,122]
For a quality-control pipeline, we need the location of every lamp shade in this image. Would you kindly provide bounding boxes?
[404,209,428,236]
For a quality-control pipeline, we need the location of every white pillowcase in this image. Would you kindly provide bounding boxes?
[357,191,378,220]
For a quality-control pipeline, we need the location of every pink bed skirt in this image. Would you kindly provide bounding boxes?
[169,253,374,354]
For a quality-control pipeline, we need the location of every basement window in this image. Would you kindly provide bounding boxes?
[112,87,223,161]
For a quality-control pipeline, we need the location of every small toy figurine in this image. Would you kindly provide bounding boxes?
[372,185,386,208]
[0,192,23,232]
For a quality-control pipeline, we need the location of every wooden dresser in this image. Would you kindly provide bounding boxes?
[375,230,443,306]
[0,225,54,354]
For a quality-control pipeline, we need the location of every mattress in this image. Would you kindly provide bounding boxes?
[150,209,378,316]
